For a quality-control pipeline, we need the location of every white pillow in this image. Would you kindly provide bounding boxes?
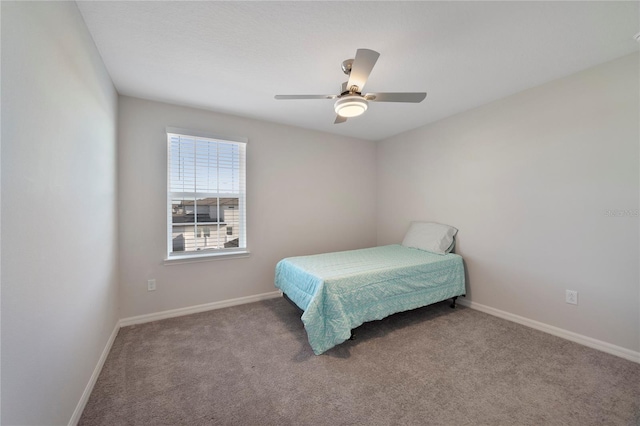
[402,222,458,255]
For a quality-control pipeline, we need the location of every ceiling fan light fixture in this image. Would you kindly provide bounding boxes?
[334,96,368,118]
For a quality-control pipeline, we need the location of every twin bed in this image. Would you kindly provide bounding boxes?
[274,222,466,354]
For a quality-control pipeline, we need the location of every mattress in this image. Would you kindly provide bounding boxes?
[274,244,466,354]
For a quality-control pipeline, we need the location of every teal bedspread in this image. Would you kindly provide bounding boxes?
[274,244,466,354]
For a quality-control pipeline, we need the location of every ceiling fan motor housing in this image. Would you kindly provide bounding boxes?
[341,59,354,75]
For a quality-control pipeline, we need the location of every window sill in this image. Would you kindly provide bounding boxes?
[164,250,251,265]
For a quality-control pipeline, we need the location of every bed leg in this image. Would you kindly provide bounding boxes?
[450,296,458,309]
[349,331,356,341]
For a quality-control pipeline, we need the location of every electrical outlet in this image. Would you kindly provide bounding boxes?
[565,290,578,305]
[147,279,156,291]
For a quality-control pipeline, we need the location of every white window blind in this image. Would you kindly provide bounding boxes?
[167,130,247,257]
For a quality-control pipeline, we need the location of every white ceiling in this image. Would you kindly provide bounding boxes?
[77,1,639,141]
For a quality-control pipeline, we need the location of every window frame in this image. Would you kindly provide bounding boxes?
[165,127,248,262]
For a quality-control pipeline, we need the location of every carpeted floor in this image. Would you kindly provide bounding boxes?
[79,298,640,425]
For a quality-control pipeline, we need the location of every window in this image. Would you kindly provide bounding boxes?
[167,128,247,258]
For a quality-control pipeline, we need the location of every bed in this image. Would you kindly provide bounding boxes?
[274,222,466,354]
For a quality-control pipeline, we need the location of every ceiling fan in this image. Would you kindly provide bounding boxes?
[274,49,427,124]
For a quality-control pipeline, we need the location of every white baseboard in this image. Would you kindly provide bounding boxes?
[119,290,282,327]
[68,322,120,426]
[457,298,640,364]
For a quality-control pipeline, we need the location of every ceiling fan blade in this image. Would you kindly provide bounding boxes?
[274,95,337,100]
[334,115,347,124]
[346,49,380,93]
[365,92,427,103]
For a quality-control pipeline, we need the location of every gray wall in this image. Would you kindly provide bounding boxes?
[377,53,639,352]
[1,2,119,424]
[117,96,377,318]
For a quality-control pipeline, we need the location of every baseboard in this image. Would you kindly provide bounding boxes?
[457,299,640,364]
[119,290,282,327]
[68,321,120,426]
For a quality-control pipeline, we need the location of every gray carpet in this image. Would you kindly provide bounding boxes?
[79,298,640,425]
